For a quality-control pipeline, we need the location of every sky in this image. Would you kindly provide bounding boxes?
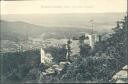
[0,0,127,14]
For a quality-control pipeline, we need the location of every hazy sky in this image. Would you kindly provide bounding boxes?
[1,0,127,14]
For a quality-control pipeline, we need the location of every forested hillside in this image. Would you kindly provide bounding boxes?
[38,16,128,83]
[0,15,127,83]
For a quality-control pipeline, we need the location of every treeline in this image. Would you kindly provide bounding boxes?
[39,16,128,83]
[0,46,68,82]
[0,49,40,81]
[62,16,127,83]
[1,16,127,83]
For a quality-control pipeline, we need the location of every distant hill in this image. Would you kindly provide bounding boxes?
[1,13,125,41]
[0,20,43,41]
[0,20,92,41]
[2,13,125,31]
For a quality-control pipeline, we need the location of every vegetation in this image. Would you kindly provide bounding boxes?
[58,16,128,82]
[0,49,40,81]
[1,15,127,83]
[45,46,67,63]
[38,16,128,83]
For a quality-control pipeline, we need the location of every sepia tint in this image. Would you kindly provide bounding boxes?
[0,0,128,83]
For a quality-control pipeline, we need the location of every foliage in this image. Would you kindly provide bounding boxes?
[45,46,67,63]
[0,49,40,81]
[46,16,128,83]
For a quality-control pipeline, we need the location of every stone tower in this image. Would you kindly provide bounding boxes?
[40,48,46,64]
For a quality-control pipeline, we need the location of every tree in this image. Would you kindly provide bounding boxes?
[66,39,72,62]
[79,35,91,57]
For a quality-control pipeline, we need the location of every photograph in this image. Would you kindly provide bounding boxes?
[0,0,128,83]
